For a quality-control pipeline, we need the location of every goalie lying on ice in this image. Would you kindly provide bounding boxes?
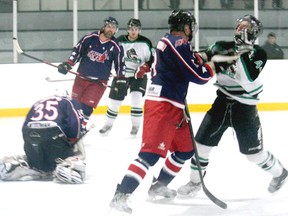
[0,155,86,184]
[0,92,87,184]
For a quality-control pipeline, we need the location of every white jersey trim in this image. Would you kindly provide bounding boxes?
[145,95,185,109]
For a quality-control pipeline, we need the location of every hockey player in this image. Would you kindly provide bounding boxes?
[0,92,87,184]
[99,18,154,136]
[177,15,288,198]
[108,10,235,215]
[57,17,125,129]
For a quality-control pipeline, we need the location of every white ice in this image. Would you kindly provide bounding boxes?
[0,111,288,216]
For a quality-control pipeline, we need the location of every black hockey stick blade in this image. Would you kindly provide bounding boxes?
[202,183,227,209]
[184,102,227,209]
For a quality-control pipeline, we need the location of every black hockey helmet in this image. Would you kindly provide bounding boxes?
[103,16,119,31]
[234,14,263,45]
[168,10,197,33]
[127,18,141,29]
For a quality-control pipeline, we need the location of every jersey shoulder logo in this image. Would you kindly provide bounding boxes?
[254,60,264,70]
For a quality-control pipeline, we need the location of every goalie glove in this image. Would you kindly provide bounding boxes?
[54,157,86,184]
[58,62,72,75]
[135,63,150,79]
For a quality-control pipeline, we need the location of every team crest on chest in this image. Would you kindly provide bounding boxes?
[87,50,108,63]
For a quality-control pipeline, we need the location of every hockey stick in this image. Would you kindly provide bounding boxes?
[72,124,95,145]
[13,37,110,87]
[72,124,95,160]
[45,77,74,82]
[184,101,228,209]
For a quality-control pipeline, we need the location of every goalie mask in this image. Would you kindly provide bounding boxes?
[168,10,197,41]
[234,15,263,45]
[53,88,69,98]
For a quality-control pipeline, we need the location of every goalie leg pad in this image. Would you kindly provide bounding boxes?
[0,155,47,181]
[53,157,86,184]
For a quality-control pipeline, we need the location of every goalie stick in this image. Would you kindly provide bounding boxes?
[184,101,228,209]
[72,124,95,145]
[13,37,110,88]
[71,124,95,160]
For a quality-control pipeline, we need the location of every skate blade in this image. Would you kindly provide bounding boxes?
[107,207,131,216]
[146,195,175,203]
[99,132,110,137]
[269,176,288,196]
[177,193,198,199]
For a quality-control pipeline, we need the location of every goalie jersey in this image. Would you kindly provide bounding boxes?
[23,95,85,142]
[146,33,214,109]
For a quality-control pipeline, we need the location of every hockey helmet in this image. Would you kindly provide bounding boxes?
[234,14,263,45]
[53,88,69,97]
[168,10,197,33]
[103,16,119,32]
[127,18,142,29]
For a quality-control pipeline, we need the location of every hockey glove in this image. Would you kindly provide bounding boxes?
[114,77,128,91]
[206,41,235,61]
[236,44,254,55]
[135,63,150,79]
[211,55,239,73]
[58,62,72,75]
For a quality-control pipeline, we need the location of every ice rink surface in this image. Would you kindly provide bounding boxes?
[0,111,288,216]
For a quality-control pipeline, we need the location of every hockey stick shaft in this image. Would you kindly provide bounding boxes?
[184,101,227,209]
[13,37,110,88]
[72,124,95,145]
[72,124,95,159]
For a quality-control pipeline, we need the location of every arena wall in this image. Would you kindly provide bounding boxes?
[0,59,287,117]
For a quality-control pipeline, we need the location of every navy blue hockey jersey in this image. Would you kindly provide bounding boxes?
[67,31,125,80]
[23,96,85,140]
[146,33,214,108]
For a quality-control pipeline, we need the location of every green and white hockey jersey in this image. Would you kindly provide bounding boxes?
[117,34,154,78]
[213,42,267,105]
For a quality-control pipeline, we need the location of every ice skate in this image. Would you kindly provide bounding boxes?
[99,125,112,136]
[130,126,139,136]
[109,190,132,215]
[177,180,201,198]
[147,177,177,200]
[268,168,288,193]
